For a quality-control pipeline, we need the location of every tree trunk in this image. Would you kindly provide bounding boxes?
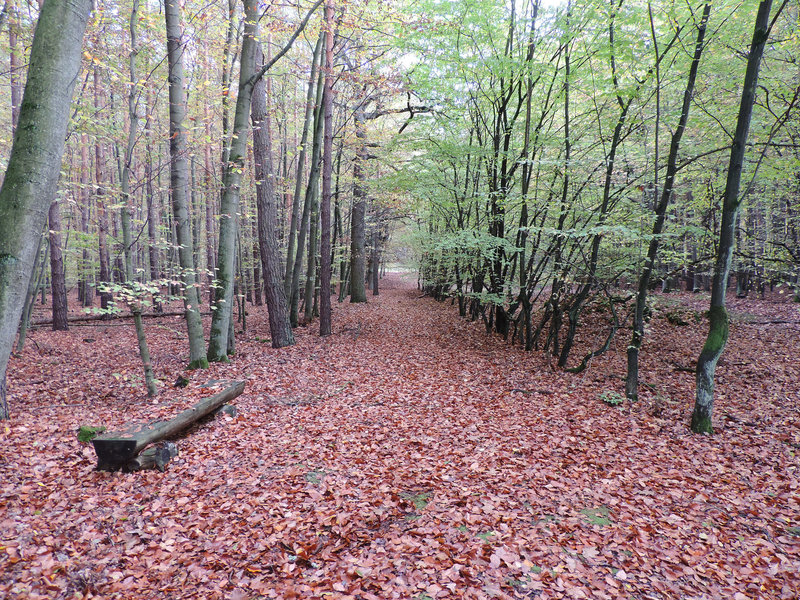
[93,67,112,313]
[209,0,321,357]
[285,33,324,300]
[208,0,262,361]
[48,199,69,331]
[319,4,334,336]
[165,0,208,369]
[204,105,216,306]
[15,233,46,353]
[0,0,92,420]
[250,45,295,348]
[304,170,320,324]
[349,107,368,303]
[693,0,778,433]
[121,0,158,397]
[626,2,710,402]
[290,68,324,326]
[371,225,380,296]
[145,92,161,287]
[8,0,21,133]
[79,136,93,307]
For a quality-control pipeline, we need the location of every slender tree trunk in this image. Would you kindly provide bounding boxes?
[0,0,92,420]
[145,91,161,287]
[285,33,324,300]
[80,136,94,307]
[371,225,379,296]
[48,200,68,331]
[692,0,779,433]
[16,232,45,353]
[219,0,237,173]
[122,0,158,396]
[303,172,319,323]
[204,105,216,305]
[208,0,258,360]
[209,0,321,358]
[319,4,334,335]
[94,68,112,312]
[626,2,710,402]
[290,68,324,326]
[251,44,294,347]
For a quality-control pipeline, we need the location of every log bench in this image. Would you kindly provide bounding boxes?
[92,380,245,471]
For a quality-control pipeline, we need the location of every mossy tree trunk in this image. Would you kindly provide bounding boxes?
[0,0,93,419]
[692,0,780,433]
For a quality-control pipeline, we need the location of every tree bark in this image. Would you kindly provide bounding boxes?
[290,68,324,326]
[370,225,380,296]
[304,163,320,324]
[692,0,780,433]
[208,0,261,361]
[94,67,112,313]
[319,3,334,336]
[165,0,208,369]
[285,33,324,300]
[8,0,21,133]
[122,0,158,397]
[79,136,93,307]
[350,107,368,303]
[0,0,92,420]
[48,200,69,331]
[251,44,294,348]
[626,2,710,402]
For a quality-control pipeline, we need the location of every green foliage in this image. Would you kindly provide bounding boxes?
[599,391,624,406]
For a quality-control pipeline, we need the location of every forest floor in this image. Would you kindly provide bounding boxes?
[2,273,799,599]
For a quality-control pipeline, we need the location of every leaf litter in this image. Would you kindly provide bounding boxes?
[2,273,799,599]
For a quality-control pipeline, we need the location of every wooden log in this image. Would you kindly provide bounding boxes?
[216,404,238,418]
[31,310,211,327]
[92,380,245,471]
[125,442,179,472]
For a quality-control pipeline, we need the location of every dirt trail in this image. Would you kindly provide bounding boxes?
[2,273,798,599]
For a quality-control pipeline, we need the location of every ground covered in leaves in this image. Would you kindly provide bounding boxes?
[2,273,799,599]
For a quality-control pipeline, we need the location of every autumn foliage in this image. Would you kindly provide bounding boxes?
[1,273,799,599]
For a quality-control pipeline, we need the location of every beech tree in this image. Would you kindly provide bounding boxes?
[626,1,712,402]
[319,0,335,336]
[208,0,322,361]
[165,0,208,369]
[692,0,787,433]
[0,0,92,419]
[251,44,294,348]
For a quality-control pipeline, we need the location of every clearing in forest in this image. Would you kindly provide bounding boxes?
[2,273,799,599]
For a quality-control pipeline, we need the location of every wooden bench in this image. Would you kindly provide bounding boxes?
[92,380,245,471]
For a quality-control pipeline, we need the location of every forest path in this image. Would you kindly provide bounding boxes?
[2,272,799,599]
